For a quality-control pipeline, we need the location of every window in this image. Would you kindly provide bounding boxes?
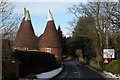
[46,48,51,53]
[23,47,28,50]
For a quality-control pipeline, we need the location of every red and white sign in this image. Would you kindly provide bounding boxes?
[103,49,115,58]
[107,53,111,58]
[104,59,109,63]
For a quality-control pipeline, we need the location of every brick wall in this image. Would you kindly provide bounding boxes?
[2,39,11,59]
[2,60,19,77]
[39,48,62,61]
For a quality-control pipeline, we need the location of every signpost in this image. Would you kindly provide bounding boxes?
[103,49,115,64]
[103,49,115,58]
[104,59,109,63]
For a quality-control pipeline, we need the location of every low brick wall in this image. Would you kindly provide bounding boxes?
[19,64,48,78]
[2,60,19,77]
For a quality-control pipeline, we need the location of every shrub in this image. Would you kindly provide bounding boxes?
[12,50,57,66]
[78,57,85,63]
[105,60,120,74]
[26,74,37,79]
[11,50,59,77]
[2,71,18,80]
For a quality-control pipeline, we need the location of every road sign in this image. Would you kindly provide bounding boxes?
[104,59,109,63]
[103,49,115,58]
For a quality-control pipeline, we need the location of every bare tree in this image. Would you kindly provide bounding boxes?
[0,0,20,41]
[68,2,119,55]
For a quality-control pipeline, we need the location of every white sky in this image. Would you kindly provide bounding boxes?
[13,2,79,37]
[10,0,119,37]
[9,0,118,2]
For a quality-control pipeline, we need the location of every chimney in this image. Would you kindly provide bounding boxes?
[23,8,26,18]
[25,10,31,21]
[47,9,53,21]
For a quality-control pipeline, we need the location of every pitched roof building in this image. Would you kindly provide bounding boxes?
[38,10,62,48]
[14,8,38,50]
[14,8,62,60]
[38,10,62,60]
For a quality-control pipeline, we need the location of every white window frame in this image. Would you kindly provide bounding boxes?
[23,47,28,50]
[46,48,51,53]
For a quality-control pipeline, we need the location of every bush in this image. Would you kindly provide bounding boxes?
[105,60,120,74]
[12,50,57,66]
[26,74,37,79]
[78,57,85,63]
[11,50,60,77]
[2,71,18,80]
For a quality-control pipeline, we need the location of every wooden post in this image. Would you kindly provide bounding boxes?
[106,3,108,49]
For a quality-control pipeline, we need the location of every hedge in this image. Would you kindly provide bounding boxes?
[2,71,18,80]
[11,50,61,77]
[12,50,57,66]
[105,60,120,74]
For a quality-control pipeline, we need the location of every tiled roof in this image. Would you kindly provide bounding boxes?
[14,18,38,50]
[38,21,62,48]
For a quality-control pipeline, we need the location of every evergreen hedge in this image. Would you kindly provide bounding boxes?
[105,60,120,74]
[11,50,60,77]
[2,71,18,80]
[12,50,57,66]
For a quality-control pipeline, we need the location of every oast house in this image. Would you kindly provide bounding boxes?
[14,8,62,61]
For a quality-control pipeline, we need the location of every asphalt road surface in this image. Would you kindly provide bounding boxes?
[53,59,104,80]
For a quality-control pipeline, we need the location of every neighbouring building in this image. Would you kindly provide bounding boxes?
[38,10,62,60]
[14,8,62,61]
[14,8,38,50]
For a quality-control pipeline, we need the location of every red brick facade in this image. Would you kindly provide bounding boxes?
[39,48,62,60]
[2,60,19,77]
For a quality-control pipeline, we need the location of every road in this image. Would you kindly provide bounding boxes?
[53,59,104,80]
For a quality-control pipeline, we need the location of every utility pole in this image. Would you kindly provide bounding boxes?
[105,5,109,66]
[106,3,108,49]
